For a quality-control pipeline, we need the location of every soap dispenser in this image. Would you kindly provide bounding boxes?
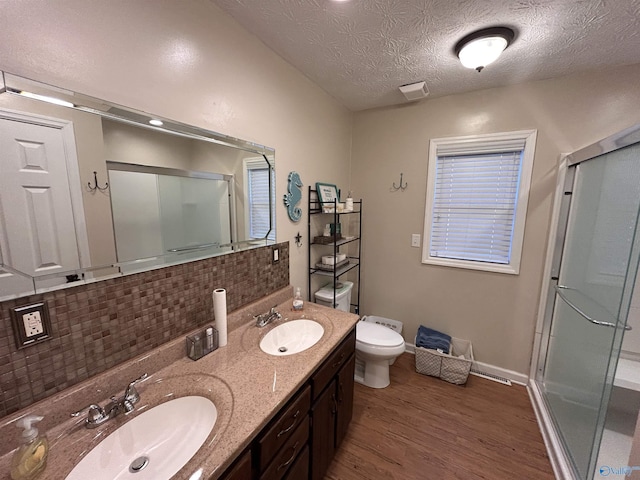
[10,415,48,480]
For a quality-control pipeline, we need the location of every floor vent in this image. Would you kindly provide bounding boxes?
[470,369,512,386]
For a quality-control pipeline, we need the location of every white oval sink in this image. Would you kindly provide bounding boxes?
[66,396,217,480]
[260,319,324,356]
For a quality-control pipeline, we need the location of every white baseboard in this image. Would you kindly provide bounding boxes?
[404,343,528,386]
[620,349,640,362]
[528,381,577,480]
[471,360,529,386]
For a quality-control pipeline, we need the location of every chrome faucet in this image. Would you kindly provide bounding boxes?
[255,306,282,328]
[71,373,148,428]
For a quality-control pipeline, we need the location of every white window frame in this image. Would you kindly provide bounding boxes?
[243,157,276,242]
[422,129,537,275]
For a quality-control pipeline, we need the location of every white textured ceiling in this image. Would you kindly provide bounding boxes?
[212,0,640,111]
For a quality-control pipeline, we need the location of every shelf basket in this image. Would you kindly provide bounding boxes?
[414,336,474,385]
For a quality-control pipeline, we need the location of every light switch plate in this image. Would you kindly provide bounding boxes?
[411,234,421,248]
[10,302,52,349]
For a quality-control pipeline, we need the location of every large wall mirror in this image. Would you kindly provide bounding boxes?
[0,72,276,301]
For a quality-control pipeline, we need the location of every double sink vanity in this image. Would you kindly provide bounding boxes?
[0,287,359,480]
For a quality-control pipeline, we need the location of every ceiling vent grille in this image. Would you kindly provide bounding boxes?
[399,81,429,101]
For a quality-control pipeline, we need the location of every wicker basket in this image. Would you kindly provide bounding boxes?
[414,336,474,385]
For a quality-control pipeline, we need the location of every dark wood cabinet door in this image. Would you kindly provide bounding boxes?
[311,329,355,401]
[310,381,337,480]
[220,449,252,480]
[335,354,355,449]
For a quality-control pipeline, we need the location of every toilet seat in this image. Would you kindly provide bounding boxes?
[356,321,404,348]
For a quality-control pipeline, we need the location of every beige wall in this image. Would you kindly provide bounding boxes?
[103,120,193,170]
[104,120,239,173]
[0,0,353,294]
[351,64,640,374]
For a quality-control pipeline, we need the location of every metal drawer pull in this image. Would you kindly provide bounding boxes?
[276,410,300,438]
[555,285,632,331]
[276,442,299,471]
[331,352,346,368]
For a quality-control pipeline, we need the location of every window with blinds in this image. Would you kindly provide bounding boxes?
[246,161,275,241]
[422,130,537,274]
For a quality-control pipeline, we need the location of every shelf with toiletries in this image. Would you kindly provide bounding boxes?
[308,186,362,315]
[310,236,359,247]
[310,260,360,277]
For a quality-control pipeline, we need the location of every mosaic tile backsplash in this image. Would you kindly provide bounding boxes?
[0,243,289,419]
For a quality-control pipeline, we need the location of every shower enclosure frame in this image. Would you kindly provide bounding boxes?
[529,123,640,480]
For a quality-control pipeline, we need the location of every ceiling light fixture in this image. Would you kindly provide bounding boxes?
[455,27,515,72]
[149,119,164,126]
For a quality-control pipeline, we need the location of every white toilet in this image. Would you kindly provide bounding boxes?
[355,318,405,388]
[314,283,405,389]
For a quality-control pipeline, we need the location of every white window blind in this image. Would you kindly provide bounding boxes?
[422,130,537,275]
[430,150,523,264]
[247,166,275,241]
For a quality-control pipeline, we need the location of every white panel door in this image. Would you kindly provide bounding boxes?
[0,117,81,279]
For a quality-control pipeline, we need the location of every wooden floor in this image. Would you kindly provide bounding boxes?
[325,354,555,480]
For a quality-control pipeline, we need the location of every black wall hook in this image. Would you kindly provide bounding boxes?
[88,171,109,192]
[392,173,407,191]
[295,232,303,247]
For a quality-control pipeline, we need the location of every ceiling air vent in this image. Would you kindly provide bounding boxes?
[399,81,429,101]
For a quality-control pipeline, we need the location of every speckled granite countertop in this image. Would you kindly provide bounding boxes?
[0,287,360,480]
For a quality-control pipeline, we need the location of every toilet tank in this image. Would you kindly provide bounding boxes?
[314,281,353,312]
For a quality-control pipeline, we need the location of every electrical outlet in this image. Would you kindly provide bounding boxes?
[272,247,279,263]
[411,234,421,248]
[10,302,52,348]
[23,311,44,337]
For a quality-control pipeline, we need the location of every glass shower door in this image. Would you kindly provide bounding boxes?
[542,143,640,479]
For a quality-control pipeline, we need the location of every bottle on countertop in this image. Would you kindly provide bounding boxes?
[205,327,214,351]
[10,415,49,480]
[293,287,304,311]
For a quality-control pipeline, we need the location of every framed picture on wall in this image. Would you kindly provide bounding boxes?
[316,182,339,206]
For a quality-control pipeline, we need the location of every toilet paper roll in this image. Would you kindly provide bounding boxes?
[213,288,228,347]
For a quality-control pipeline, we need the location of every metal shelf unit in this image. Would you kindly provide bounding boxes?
[307,186,362,314]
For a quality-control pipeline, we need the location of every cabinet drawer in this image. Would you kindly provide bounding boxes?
[283,445,309,480]
[257,385,311,472]
[311,328,355,400]
[260,419,309,480]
